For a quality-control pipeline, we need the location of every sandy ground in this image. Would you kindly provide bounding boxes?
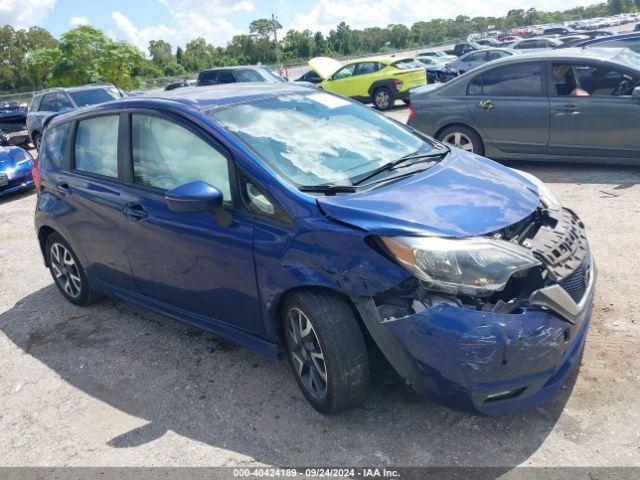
[1,110,639,468]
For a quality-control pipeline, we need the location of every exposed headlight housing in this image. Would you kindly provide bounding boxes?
[512,169,561,211]
[380,236,541,296]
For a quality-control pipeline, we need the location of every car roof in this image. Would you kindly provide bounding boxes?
[576,32,640,47]
[49,83,317,127]
[35,84,116,97]
[345,56,410,65]
[199,66,268,73]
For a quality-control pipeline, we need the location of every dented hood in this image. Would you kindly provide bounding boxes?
[317,151,541,238]
[308,57,343,80]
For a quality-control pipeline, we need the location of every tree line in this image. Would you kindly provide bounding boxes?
[0,0,636,93]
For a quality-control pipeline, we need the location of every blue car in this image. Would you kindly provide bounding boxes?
[34,84,595,415]
[0,146,34,197]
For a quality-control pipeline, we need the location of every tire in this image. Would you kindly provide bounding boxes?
[283,290,370,414]
[33,132,42,152]
[372,86,393,111]
[437,125,485,156]
[46,233,100,306]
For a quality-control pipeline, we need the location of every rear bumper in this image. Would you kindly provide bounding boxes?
[357,260,596,415]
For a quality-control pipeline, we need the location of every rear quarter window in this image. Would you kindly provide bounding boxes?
[40,122,72,170]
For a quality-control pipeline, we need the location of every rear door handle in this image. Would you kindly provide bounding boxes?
[56,183,70,197]
[562,104,576,110]
[123,203,148,221]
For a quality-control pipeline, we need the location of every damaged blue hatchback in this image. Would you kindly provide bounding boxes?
[34,84,595,415]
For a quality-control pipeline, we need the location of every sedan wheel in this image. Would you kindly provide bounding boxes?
[443,132,474,152]
[373,87,392,110]
[286,307,327,399]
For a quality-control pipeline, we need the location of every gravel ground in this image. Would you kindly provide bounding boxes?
[1,126,639,468]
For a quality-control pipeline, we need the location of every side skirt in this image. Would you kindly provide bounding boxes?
[94,279,281,359]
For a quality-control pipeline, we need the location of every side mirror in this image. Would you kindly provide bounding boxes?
[165,181,223,213]
[165,181,233,227]
[633,86,640,100]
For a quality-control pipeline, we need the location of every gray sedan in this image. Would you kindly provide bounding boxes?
[448,48,516,75]
[408,48,640,165]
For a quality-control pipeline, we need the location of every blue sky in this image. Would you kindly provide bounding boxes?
[3,0,596,51]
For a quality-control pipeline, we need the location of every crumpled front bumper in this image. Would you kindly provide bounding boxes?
[357,260,596,416]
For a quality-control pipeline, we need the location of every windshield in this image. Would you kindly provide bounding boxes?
[69,87,121,107]
[615,48,640,69]
[208,92,434,186]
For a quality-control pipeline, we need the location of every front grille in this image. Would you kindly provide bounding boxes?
[559,261,589,303]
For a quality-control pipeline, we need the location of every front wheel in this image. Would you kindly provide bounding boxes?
[283,290,370,414]
[372,87,393,111]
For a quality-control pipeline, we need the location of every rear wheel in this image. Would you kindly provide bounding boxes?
[283,290,370,414]
[437,125,484,155]
[372,87,393,111]
[46,233,100,306]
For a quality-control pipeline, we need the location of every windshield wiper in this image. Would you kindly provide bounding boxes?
[298,184,358,194]
[350,148,449,186]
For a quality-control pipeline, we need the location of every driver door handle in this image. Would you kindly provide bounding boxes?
[56,183,70,197]
[123,203,148,221]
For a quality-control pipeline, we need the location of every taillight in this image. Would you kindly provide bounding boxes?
[409,103,416,121]
[32,157,41,191]
[393,79,404,88]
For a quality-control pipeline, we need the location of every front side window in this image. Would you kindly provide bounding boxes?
[41,122,72,169]
[471,63,543,97]
[131,115,231,201]
[333,65,356,80]
[466,52,486,62]
[39,94,57,112]
[208,91,436,187]
[74,115,119,178]
[552,63,640,96]
[235,69,268,82]
[487,50,510,61]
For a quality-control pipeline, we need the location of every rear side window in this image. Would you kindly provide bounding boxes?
[235,69,265,82]
[131,115,232,201]
[74,115,119,178]
[218,71,236,84]
[41,122,72,169]
[355,62,381,75]
[468,63,543,97]
[56,93,73,110]
[68,88,120,107]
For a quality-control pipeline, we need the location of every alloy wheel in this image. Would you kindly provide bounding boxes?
[375,90,391,109]
[443,132,474,152]
[50,242,82,298]
[286,307,328,399]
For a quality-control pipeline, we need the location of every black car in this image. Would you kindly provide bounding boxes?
[0,101,29,146]
[196,66,286,86]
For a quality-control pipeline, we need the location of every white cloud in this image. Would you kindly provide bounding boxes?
[290,0,595,33]
[69,16,90,26]
[111,0,253,51]
[0,0,56,29]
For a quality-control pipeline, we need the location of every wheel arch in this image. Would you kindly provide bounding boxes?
[434,122,481,141]
[37,225,57,267]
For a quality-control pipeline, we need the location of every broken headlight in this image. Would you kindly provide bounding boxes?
[380,236,541,296]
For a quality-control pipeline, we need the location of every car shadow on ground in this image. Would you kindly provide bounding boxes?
[0,283,580,467]
[0,188,34,206]
[501,161,640,187]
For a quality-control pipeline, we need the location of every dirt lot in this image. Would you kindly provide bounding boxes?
[1,121,639,467]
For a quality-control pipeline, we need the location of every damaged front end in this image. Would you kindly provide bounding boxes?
[355,205,595,415]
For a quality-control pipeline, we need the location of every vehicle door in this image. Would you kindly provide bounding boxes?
[547,61,640,160]
[466,61,550,154]
[324,64,356,97]
[44,113,138,290]
[116,112,263,333]
[351,62,383,98]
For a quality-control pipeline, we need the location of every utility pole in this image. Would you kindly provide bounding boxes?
[272,14,282,71]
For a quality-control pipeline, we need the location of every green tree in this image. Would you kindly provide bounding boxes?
[249,18,282,40]
[148,39,173,68]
